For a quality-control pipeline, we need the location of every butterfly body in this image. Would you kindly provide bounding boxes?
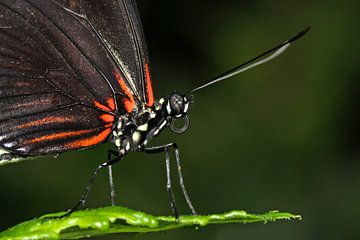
[110,93,190,157]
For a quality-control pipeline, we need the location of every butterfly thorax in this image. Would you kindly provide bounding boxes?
[111,92,190,157]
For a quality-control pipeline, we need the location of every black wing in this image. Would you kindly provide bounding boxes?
[59,0,154,106]
[0,0,150,158]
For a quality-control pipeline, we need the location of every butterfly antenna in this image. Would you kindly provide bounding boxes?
[189,26,310,93]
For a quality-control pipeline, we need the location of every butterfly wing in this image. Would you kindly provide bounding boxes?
[66,0,155,106]
[0,0,150,160]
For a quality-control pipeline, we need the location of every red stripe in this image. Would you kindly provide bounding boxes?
[145,63,154,106]
[15,116,75,130]
[107,98,116,111]
[99,114,115,123]
[25,129,95,145]
[64,127,112,149]
[94,98,116,112]
[94,100,111,112]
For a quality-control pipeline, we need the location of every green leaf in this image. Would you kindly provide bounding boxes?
[0,206,301,240]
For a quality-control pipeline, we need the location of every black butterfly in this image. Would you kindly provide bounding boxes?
[0,0,309,217]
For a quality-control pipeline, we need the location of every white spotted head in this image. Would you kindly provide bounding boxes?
[163,92,191,134]
[166,92,190,118]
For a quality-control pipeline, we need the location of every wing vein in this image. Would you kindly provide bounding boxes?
[0,27,53,63]
[0,2,109,107]
[68,10,141,102]
[0,91,58,100]
[120,0,146,101]
[26,0,117,98]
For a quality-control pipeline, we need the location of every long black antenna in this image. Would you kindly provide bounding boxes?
[189,26,310,93]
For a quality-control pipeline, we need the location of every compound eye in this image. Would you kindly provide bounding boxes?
[169,93,184,115]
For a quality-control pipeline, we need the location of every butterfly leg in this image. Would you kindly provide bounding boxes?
[141,143,197,218]
[67,150,121,215]
[108,165,116,206]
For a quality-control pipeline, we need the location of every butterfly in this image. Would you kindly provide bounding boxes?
[0,0,309,217]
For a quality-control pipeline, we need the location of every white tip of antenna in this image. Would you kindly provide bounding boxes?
[271,43,291,59]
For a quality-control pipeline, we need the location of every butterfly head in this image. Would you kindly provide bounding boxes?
[166,92,190,134]
[153,92,191,134]
[166,92,190,118]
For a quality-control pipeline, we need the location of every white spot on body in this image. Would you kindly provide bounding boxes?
[150,111,156,118]
[115,138,121,147]
[125,141,131,151]
[117,120,123,130]
[184,102,189,113]
[132,131,141,143]
[137,123,148,132]
[166,102,172,114]
[155,98,165,111]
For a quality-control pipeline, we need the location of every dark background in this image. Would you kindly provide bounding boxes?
[1,0,360,239]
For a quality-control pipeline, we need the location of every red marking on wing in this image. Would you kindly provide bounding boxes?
[64,126,112,149]
[113,70,135,112]
[15,116,75,130]
[94,97,117,112]
[107,98,116,111]
[94,100,111,112]
[25,129,95,145]
[145,63,154,106]
[99,114,115,123]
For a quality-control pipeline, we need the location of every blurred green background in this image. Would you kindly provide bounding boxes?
[1,0,359,239]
